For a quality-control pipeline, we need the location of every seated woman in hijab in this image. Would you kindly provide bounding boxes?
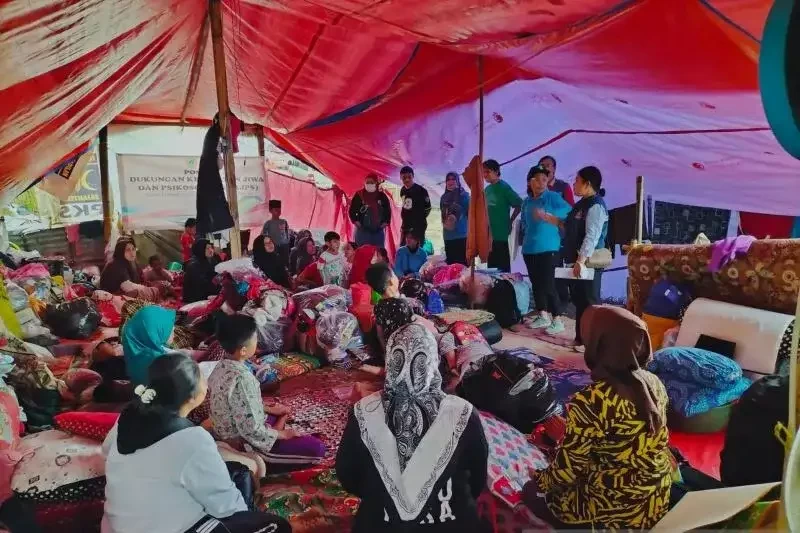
[100,240,169,302]
[523,305,671,530]
[102,353,290,533]
[183,239,220,304]
[252,235,291,289]
[336,323,488,533]
[289,235,317,275]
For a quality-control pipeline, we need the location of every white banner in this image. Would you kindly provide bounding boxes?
[116,154,267,230]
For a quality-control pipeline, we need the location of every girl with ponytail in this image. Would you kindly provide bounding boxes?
[101,353,290,533]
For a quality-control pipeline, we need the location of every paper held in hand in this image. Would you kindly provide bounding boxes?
[555,266,595,280]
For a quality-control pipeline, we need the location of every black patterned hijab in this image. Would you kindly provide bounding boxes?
[374,297,415,339]
[381,323,445,470]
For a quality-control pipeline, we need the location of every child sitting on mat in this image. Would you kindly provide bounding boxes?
[207,314,327,470]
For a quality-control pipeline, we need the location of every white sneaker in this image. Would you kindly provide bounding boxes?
[546,318,566,335]
[527,313,552,329]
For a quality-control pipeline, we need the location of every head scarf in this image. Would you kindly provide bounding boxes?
[348,244,378,286]
[99,239,140,293]
[374,297,415,339]
[252,235,290,288]
[582,305,664,433]
[122,305,176,386]
[382,323,446,470]
[293,236,316,274]
[440,173,468,221]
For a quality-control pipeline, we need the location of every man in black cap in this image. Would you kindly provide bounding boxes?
[262,199,292,264]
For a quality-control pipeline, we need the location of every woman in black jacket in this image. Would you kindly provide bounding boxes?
[182,239,219,304]
[349,174,392,248]
[336,322,489,533]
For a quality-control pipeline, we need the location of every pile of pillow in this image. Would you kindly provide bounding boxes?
[647,346,751,417]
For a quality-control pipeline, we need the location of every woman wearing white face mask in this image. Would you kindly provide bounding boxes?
[349,173,393,247]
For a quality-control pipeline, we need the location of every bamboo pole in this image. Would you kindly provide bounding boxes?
[634,175,644,244]
[99,126,112,242]
[209,0,242,259]
[180,15,210,126]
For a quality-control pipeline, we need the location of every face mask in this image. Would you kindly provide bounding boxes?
[365,184,377,193]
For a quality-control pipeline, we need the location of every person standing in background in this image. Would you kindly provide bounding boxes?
[563,166,609,350]
[539,155,574,307]
[181,218,197,263]
[483,159,522,272]
[399,166,431,245]
[539,156,574,206]
[440,171,470,265]
[261,200,291,265]
[520,166,572,336]
[349,174,392,247]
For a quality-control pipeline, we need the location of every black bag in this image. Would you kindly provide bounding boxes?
[457,351,560,433]
[43,297,101,339]
[478,319,503,345]
[720,374,789,486]
[226,461,256,511]
[485,279,521,328]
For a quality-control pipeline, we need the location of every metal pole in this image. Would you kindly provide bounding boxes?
[209,0,242,258]
[99,126,111,242]
[635,175,644,243]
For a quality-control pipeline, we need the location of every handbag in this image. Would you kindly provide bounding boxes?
[586,248,612,269]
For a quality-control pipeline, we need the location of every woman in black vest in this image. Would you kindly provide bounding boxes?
[563,166,608,350]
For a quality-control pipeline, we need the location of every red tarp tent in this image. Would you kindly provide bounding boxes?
[2,0,800,215]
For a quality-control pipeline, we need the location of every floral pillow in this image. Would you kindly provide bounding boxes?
[478,412,547,508]
[12,430,105,503]
[648,347,743,390]
[54,412,119,442]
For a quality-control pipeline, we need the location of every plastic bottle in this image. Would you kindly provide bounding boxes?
[0,217,8,253]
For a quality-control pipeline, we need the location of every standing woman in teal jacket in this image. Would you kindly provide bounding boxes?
[520,166,572,335]
[440,172,471,265]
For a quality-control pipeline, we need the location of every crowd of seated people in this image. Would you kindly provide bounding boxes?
[94,160,686,533]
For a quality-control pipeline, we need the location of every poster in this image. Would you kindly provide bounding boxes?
[116,154,267,230]
[58,149,103,224]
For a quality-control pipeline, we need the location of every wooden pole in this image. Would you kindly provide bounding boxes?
[634,175,644,244]
[209,0,242,259]
[99,126,112,242]
[181,15,210,126]
[473,56,484,284]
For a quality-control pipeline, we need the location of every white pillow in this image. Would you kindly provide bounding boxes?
[676,298,793,374]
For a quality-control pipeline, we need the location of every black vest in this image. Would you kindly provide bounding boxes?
[564,195,608,263]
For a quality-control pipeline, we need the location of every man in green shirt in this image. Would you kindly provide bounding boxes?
[484,159,522,272]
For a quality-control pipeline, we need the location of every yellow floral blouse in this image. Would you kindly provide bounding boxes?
[537,374,672,530]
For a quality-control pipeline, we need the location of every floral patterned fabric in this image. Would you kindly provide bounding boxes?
[257,468,358,533]
[12,430,105,503]
[627,240,800,316]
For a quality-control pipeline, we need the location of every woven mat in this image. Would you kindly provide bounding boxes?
[436,309,495,326]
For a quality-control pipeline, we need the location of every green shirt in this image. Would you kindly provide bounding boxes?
[485,179,523,240]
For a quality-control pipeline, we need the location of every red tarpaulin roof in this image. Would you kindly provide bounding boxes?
[2,0,800,213]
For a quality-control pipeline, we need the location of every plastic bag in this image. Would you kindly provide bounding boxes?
[5,282,28,313]
[43,298,101,339]
[419,255,447,282]
[433,263,465,287]
[215,258,262,281]
[259,290,289,322]
[291,285,347,312]
[316,311,359,350]
[255,317,292,354]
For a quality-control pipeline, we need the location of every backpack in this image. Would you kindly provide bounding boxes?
[720,374,788,486]
[457,351,560,433]
[486,279,521,328]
